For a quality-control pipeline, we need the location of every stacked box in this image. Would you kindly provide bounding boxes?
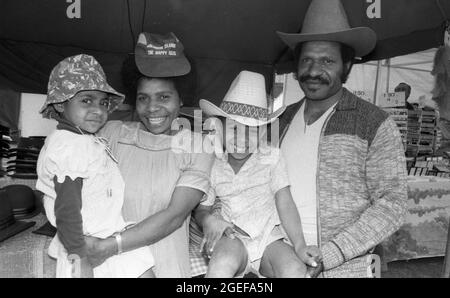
[1,125,12,177]
[384,108,408,150]
[406,109,437,157]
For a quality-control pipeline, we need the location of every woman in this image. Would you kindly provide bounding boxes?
[85,32,214,277]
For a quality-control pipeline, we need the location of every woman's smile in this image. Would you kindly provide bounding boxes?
[146,116,168,125]
[136,78,181,135]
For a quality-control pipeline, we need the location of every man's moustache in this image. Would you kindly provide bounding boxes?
[299,75,329,85]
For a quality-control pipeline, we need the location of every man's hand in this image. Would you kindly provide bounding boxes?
[84,236,117,268]
[296,245,323,267]
[295,245,323,278]
[200,215,234,257]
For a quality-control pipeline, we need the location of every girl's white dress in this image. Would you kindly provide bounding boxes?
[36,130,154,278]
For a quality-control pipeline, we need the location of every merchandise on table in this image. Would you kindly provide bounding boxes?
[5,137,45,179]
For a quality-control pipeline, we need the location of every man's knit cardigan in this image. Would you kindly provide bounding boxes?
[278,88,408,277]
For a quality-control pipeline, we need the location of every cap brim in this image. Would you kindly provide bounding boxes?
[0,220,35,243]
[135,56,191,77]
[32,221,57,237]
[6,190,43,220]
[13,206,41,220]
[8,148,40,153]
[40,86,125,118]
[277,27,377,57]
[87,86,124,114]
[199,99,286,127]
[7,173,38,179]
[6,159,37,165]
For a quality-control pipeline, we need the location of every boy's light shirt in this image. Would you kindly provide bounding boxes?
[201,143,289,239]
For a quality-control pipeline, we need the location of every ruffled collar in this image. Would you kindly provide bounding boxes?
[54,115,118,162]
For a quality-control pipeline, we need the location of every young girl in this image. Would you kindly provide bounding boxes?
[195,70,322,278]
[36,54,155,278]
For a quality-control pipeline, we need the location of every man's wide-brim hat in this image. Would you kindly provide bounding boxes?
[0,189,36,243]
[40,54,125,119]
[277,0,377,58]
[199,70,285,127]
[1,185,42,220]
[135,32,191,77]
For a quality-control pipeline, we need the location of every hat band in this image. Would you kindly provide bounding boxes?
[219,101,268,121]
[0,214,15,230]
[13,206,36,217]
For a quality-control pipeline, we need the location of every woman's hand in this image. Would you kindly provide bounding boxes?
[200,215,234,256]
[77,256,94,278]
[84,236,117,267]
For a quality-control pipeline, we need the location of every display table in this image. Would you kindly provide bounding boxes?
[381,176,450,263]
[1,176,56,277]
[0,214,55,278]
[1,176,449,277]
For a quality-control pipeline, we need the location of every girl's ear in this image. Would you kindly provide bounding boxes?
[54,103,65,113]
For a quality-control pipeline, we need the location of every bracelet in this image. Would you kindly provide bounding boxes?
[114,233,123,255]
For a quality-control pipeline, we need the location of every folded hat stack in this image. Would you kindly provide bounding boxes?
[6,137,45,179]
[1,125,12,178]
[406,108,437,157]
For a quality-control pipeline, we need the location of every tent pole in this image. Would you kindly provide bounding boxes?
[373,60,382,105]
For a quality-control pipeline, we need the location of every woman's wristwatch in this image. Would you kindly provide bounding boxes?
[114,233,123,255]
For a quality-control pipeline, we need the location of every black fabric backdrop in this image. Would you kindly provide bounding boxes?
[0,87,20,130]
[0,0,449,107]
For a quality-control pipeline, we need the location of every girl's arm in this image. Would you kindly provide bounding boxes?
[54,176,93,277]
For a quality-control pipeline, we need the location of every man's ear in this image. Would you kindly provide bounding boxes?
[343,60,354,82]
[345,60,354,75]
[54,103,64,113]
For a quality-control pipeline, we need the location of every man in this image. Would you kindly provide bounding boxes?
[276,0,407,277]
[394,82,415,110]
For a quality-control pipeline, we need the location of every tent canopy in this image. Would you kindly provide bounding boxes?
[0,0,449,106]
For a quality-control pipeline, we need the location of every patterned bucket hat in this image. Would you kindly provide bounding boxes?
[40,54,125,119]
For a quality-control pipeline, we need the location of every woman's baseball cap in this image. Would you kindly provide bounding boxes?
[135,32,191,77]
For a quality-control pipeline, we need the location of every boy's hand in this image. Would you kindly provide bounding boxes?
[200,215,234,256]
[295,245,323,268]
